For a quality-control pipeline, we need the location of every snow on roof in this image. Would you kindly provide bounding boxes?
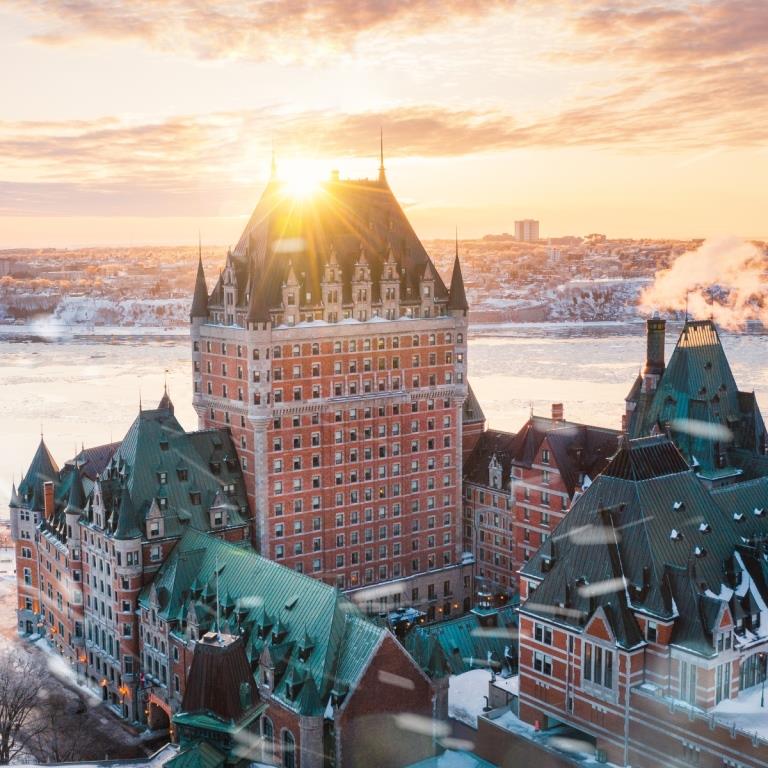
[448,669,493,727]
[714,684,768,742]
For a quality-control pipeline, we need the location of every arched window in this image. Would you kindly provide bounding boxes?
[262,717,274,760]
[281,730,295,768]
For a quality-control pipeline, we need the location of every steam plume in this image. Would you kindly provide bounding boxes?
[640,236,768,329]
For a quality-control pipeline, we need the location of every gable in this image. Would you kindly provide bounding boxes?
[584,609,614,643]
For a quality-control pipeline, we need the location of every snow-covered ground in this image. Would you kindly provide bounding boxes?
[53,296,190,327]
[714,684,768,741]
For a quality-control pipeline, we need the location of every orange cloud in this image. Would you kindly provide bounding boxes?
[3,80,768,218]
[11,0,511,61]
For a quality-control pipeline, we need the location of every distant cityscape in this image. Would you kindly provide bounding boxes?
[0,231,726,328]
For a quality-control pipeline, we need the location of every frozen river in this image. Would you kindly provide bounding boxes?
[1,321,767,509]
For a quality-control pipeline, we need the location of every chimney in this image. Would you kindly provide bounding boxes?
[551,403,564,422]
[644,313,666,378]
[43,481,55,520]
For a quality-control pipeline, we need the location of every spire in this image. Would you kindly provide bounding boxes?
[447,231,469,313]
[158,380,174,414]
[9,482,20,509]
[378,127,386,184]
[190,248,209,320]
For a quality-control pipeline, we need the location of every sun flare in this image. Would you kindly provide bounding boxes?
[280,160,326,200]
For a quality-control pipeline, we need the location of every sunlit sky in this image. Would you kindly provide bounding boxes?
[1,1,767,247]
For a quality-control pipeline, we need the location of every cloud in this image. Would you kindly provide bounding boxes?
[9,0,510,61]
[3,75,768,219]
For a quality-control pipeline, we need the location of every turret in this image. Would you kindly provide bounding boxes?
[64,471,85,544]
[190,252,209,321]
[380,244,400,320]
[114,483,142,540]
[351,245,372,321]
[447,243,469,315]
[321,244,343,323]
[281,260,300,325]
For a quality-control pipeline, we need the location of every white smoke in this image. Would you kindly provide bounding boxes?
[640,236,768,329]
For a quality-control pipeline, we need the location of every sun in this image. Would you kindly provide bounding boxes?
[279,160,326,200]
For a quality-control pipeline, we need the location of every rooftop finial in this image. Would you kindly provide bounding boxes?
[455,226,459,258]
[198,231,202,261]
[378,127,386,183]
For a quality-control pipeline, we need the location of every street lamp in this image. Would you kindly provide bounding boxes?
[760,653,766,708]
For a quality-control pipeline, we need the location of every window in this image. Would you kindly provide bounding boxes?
[533,651,553,676]
[680,660,697,705]
[583,641,614,690]
[646,621,657,643]
[533,623,553,645]
[715,661,731,704]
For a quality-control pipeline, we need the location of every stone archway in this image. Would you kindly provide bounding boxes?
[147,696,171,732]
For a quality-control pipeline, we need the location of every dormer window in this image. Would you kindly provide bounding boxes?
[159,440,169,452]
[158,472,167,485]
[670,529,683,541]
[157,497,167,511]
[149,521,160,537]
[541,450,550,465]
[672,501,684,511]
[177,469,188,482]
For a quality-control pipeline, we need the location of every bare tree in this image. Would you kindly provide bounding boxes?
[28,691,96,764]
[0,651,43,764]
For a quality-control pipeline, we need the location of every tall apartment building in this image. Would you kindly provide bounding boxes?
[514,219,539,242]
[462,406,618,599]
[190,162,474,617]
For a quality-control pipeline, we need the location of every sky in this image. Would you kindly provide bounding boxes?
[1,0,767,247]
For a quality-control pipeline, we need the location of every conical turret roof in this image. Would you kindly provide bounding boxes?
[64,472,86,516]
[190,254,209,320]
[447,249,468,312]
[19,437,59,508]
[115,483,142,540]
[9,483,20,509]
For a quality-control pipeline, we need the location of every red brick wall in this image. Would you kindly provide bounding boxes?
[337,634,436,768]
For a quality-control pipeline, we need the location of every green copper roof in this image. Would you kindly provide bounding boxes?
[96,400,249,540]
[521,436,768,655]
[140,529,389,716]
[165,742,225,768]
[627,320,767,474]
[18,437,59,509]
[406,605,517,677]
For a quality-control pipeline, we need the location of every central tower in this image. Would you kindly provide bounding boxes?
[190,161,472,618]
